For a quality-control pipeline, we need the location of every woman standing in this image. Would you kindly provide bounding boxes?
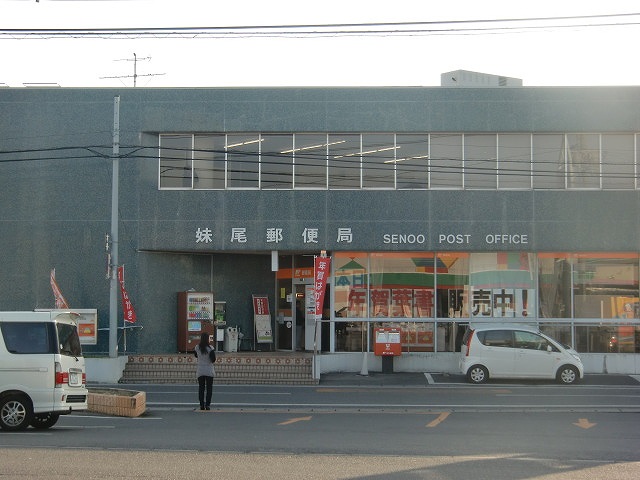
[194,332,216,410]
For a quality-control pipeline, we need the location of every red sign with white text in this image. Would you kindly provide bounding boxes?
[314,256,331,316]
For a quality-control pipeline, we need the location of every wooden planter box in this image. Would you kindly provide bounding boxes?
[88,388,146,417]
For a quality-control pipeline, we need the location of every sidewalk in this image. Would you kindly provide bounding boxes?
[319,372,428,387]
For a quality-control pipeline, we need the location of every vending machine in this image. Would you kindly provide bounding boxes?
[177,291,215,352]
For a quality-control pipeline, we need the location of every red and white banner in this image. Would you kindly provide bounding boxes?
[313,256,331,317]
[50,268,70,309]
[252,294,273,343]
[117,266,137,323]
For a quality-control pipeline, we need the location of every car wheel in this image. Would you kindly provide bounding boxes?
[467,365,489,384]
[557,365,579,384]
[0,395,33,431]
[30,412,60,429]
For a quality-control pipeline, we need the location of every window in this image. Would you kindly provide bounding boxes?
[567,134,600,189]
[226,134,260,188]
[362,134,396,189]
[293,134,328,188]
[261,134,293,189]
[532,134,564,189]
[478,330,513,348]
[431,134,463,188]
[464,134,497,189]
[194,134,225,189]
[329,134,361,189]
[498,134,531,189]
[160,134,192,188]
[396,134,429,189]
[1,322,53,354]
[602,134,635,189]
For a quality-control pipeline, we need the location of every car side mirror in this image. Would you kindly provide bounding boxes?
[547,345,553,352]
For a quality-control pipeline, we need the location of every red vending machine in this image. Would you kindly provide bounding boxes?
[177,291,215,352]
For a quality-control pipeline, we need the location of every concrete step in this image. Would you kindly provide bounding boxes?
[119,352,316,385]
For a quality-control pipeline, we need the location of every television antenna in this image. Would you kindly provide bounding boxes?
[100,53,165,87]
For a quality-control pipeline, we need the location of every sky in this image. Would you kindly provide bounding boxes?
[1,0,639,88]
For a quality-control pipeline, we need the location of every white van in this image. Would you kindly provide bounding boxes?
[0,311,88,431]
[460,324,584,384]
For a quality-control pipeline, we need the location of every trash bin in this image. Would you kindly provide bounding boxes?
[224,326,239,352]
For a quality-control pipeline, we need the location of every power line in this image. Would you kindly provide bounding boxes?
[1,12,639,39]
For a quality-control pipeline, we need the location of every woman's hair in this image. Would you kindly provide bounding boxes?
[198,332,210,353]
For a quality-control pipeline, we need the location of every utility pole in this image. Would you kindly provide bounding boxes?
[109,96,120,358]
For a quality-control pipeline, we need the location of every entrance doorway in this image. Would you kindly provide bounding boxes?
[274,254,316,351]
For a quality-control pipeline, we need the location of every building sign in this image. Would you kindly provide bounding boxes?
[190,225,530,250]
[252,295,273,344]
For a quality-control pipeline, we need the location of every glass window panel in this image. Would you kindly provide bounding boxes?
[575,324,638,353]
[572,254,639,319]
[602,134,635,189]
[498,134,531,189]
[362,134,396,189]
[329,134,361,189]
[436,253,470,318]
[539,323,573,349]
[334,252,368,352]
[159,134,192,188]
[468,253,536,319]
[567,134,600,189]
[292,134,328,189]
[431,134,463,188]
[193,134,225,189]
[532,134,565,189]
[396,134,429,189]
[261,134,293,189]
[368,252,436,319]
[464,134,497,189]
[226,134,260,188]
[538,254,572,318]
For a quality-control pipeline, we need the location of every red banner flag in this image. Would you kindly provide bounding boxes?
[314,256,331,317]
[50,268,70,309]
[117,266,137,323]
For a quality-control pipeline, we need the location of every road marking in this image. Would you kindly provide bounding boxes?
[426,412,450,427]
[424,373,434,384]
[573,418,596,429]
[631,375,640,384]
[278,416,312,425]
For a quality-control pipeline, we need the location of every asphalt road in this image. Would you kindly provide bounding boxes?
[1,373,639,479]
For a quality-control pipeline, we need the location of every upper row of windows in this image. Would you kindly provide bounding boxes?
[159,133,640,190]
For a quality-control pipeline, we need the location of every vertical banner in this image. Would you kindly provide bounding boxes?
[314,256,331,317]
[50,268,70,309]
[252,294,273,343]
[117,266,137,323]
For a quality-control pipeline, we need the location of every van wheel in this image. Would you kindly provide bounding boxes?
[0,395,33,431]
[557,365,579,384]
[30,412,60,429]
[467,365,489,384]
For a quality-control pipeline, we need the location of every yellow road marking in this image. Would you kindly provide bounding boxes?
[573,418,596,429]
[278,416,313,425]
[426,412,450,428]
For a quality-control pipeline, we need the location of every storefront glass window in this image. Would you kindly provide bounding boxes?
[575,324,639,353]
[334,252,367,352]
[292,134,328,189]
[226,134,260,188]
[465,134,497,189]
[567,134,600,189]
[538,254,572,318]
[261,134,293,189]
[436,253,470,318]
[572,253,639,320]
[159,134,193,188]
[194,134,225,189]
[539,323,572,348]
[396,134,429,189]
[498,134,531,189]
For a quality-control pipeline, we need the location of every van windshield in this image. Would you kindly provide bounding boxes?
[57,323,82,357]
